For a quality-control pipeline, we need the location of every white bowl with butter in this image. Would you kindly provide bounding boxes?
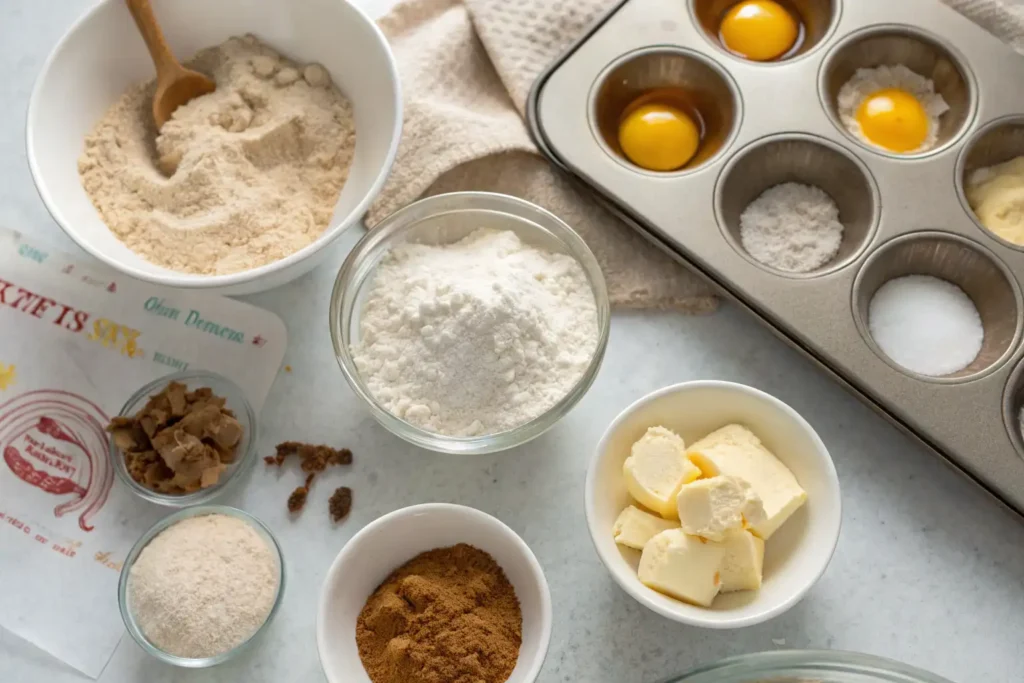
[586,381,841,628]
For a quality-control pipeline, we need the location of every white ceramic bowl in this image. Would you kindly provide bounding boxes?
[317,503,552,683]
[586,381,842,628]
[28,0,401,295]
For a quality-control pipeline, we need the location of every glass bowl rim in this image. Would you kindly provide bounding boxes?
[108,369,259,506]
[329,191,611,454]
[117,504,286,668]
[663,649,955,683]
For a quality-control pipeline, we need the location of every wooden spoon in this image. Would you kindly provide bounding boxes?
[125,0,215,129]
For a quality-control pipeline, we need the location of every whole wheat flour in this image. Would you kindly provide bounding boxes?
[128,513,279,658]
[351,228,599,436]
[78,34,355,275]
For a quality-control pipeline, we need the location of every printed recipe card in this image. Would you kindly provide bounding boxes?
[0,229,286,677]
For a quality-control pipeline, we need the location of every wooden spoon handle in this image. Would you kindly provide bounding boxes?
[125,0,181,77]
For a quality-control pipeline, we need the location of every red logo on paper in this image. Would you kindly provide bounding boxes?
[0,391,112,531]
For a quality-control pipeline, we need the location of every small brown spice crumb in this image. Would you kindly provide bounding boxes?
[284,365,292,373]
[269,441,352,472]
[287,485,308,513]
[328,486,352,522]
[266,441,353,515]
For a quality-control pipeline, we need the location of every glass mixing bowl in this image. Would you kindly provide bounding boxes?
[663,650,955,683]
[329,192,611,454]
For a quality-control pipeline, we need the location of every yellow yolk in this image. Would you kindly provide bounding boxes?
[618,103,700,172]
[855,88,930,153]
[720,0,799,62]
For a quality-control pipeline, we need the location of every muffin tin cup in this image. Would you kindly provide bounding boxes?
[956,115,1024,251]
[851,231,1023,383]
[1002,359,1024,463]
[529,0,1024,515]
[690,0,841,64]
[589,47,742,175]
[715,133,880,278]
[819,24,977,159]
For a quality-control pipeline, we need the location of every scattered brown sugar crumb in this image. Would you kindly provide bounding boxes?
[107,381,244,494]
[270,441,352,472]
[287,486,308,513]
[329,487,352,522]
[266,441,353,516]
[284,365,292,373]
[287,473,318,513]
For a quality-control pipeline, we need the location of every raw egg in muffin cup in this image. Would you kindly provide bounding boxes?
[719,0,803,62]
[836,65,950,154]
[618,89,705,172]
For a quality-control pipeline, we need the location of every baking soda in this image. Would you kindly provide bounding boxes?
[739,183,844,273]
[868,275,983,376]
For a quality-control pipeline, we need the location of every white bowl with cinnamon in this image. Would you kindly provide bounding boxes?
[317,503,552,683]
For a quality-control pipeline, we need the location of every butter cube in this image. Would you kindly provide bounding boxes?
[676,475,766,541]
[715,530,764,592]
[687,424,807,539]
[638,529,725,607]
[613,505,679,550]
[623,426,700,518]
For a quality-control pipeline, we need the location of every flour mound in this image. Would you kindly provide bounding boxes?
[739,182,844,273]
[351,229,599,437]
[129,514,278,658]
[78,35,355,275]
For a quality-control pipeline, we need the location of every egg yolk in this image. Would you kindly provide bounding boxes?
[719,0,799,62]
[855,88,930,153]
[618,103,701,172]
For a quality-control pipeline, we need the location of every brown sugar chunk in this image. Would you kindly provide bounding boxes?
[205,412,243,451]
[328,487,352,522]
[270,441,352,472]
[287,485,308,513]
[166,381,188,416]
[107,380,244,495]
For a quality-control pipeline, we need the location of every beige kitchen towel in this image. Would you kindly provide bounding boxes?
[370,0,1024,312]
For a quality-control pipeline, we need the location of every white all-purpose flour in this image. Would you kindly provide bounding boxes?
[352,229,599,436]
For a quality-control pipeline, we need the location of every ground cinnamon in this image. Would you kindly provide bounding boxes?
[355,544,522,683]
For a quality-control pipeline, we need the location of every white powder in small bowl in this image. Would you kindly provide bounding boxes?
[868,275,983,377]
[739,182,844,273]
[351,228,599,437]
[128,513,279,659]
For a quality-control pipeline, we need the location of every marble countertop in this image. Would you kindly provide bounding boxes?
[2,1,1023,682]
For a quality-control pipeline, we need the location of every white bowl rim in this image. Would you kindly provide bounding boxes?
[585,380,842,629]
[315,502,553,682]
[25,0,403,289]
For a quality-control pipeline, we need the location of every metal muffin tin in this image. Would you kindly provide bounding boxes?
[527,0,1024,517]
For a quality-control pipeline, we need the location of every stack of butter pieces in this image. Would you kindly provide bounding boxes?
[613,424,807,607]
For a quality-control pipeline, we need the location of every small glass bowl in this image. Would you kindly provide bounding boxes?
[118,505,285,668]
[664,650,955,683]
[109,370,258,506]
[329,192,611,454]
